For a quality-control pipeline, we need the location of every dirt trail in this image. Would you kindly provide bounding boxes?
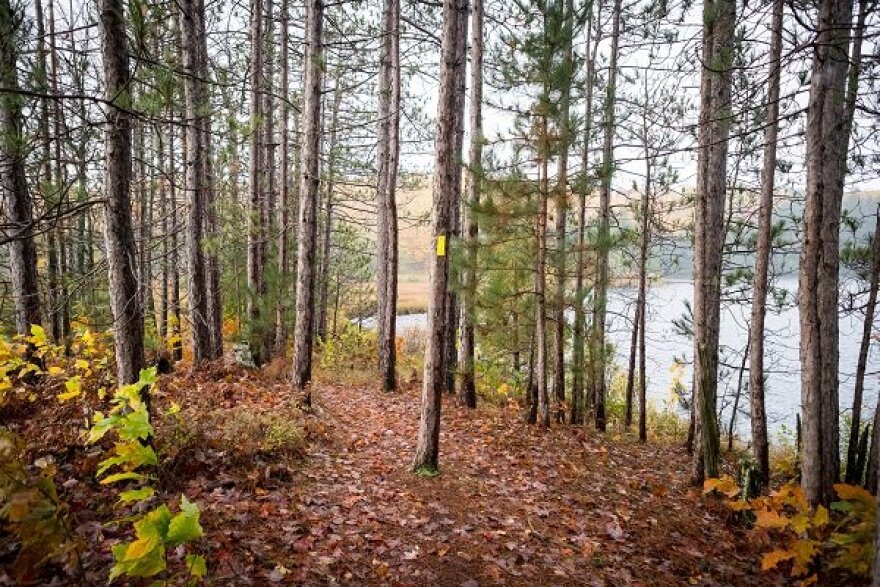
[199,380,772,586]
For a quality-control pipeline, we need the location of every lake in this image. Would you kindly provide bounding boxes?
[361,275,877,438]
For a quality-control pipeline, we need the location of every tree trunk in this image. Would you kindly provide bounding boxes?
[180,0,213,363]
[0,0,41,335]
[443,2,468,395]
[637,115,650,443]
[376,0,401,392]
[748,0,783,487]
[247,0,266,363]
[536,115,550,429]
[413,0,467,471]
[260,0,277,357]
[842,0,871,486]
[692,0,735,485]
[274,0,290,353]
[799,0,854,506]
[100,0,145,385]
[457,0,482,409]
[552,0,574,424]
[571,0,601,425]
[201,0,223,360]
[292,0,324,399]
[317,82,342,341]
[590,0,621,432]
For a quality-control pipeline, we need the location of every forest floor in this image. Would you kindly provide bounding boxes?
[2,361,783,586]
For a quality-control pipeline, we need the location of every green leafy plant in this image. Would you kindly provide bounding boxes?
[88,367,206,584]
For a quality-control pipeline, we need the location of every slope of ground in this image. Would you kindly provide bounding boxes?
[196,377,774,586]
[2,363,778,586]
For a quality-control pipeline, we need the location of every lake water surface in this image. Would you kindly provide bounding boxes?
[362,276,877,438]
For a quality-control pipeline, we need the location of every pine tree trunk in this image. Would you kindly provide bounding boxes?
[842,0,870,486]
[571,0,601,425]
[691,0,735,485]
[457,0,482,409]
[247,0,266,363]
[637,103,650,443]
[748,0,783,487]
[100,0,145,385]
[376,0,401,392]
[201,0,223,359]
[292,0,324,398]
[443,2,468,394]
[317,83,342,341]
[591,0,621,432]
[799,0,854,506]
[413,0,467,471]
[274,0,290,353]
[552,0,573,424]
[536,115,550,429]
[47,0,69,341]
[0,0,41,335]
[181,0,213,363]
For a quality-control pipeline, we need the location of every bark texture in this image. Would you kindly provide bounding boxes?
[0,0,41,335]
[590,0,621,432]
[692,0,735,484]
[748,0,783,486]
[100,0,145,384]
[180,0,213,363]
[798,0,854,506]
[414,0,468,471]
[292,0,324,397]
[457,0,483,409]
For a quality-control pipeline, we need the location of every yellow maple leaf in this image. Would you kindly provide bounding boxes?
[834,484,874,506]
[762,548,795,571]
[755,508,789,529]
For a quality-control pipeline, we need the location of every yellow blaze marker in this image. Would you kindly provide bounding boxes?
[436,235,446,256]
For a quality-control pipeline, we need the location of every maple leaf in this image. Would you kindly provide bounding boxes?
[754,508,789,530]
[761,549,795,571]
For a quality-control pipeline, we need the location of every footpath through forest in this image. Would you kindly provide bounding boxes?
[191,376,775,586]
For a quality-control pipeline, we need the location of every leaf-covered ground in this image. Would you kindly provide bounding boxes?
[3,364,781,585]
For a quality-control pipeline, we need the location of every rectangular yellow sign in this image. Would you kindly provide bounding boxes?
[436,235,446,256]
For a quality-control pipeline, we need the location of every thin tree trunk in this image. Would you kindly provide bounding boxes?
[624,301,639,429]
[457,0,482,409]
[571,0,601,425]
[317,82,342,341]
[0,0,41,335]
[376,0,401,392]
[292,0,324,400]
[170,117,184,363]
[247,0,266,363]
[536,115,550,429]
[748,0,783,487]
[260,0,277,357]
[275,0,290,353]
[413,0,467,471]
[100,0,145,385]
[590,0,621,432]
[692,0,735,485]
[552,0,574,424]
[842,0,871,486]
[847,207,880,483]
[637,117,650,443]
[47,0,69,341]
[728,339,749,451]
[201,0,223,359]
[799,0,854,506]
[443,2,468,394]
